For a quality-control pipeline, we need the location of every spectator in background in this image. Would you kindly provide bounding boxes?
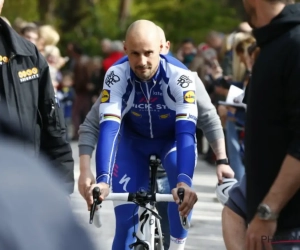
[70,44,91,140]
[38,24,60,56]
[189,43,223,162]
[176,38,197,67]
[206,31,225,60]
[20,24,39,46]
[44,45,64,91]
[215,32,255,181]
[101,40,124,73]
[88,56,102,103]
[99,40,125,92]
[189,43,218,92]
[101,38,112,56]
[219,22,252,76]
[57,71,75,141]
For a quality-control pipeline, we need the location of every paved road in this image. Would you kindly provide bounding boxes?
[70,142,226,250]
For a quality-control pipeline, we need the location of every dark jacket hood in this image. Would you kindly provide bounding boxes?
[253,3,300,47]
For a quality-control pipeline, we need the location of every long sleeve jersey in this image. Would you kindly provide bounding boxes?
[96,55,198,186]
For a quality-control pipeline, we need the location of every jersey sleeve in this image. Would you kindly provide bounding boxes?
[95,67,125,185]
[172,71,198,187]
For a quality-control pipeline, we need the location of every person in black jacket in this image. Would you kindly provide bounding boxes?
[0,3,74,194]
[0,111,96,250]
[241,0,300,249]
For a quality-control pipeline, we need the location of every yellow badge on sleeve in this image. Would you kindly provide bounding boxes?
[183,90,195,104]
[100,89,110,103]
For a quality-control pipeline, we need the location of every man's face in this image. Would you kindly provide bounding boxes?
[181,42,195,56]
[207,37,223,51]
[243,0,256,28]
[125,37,161,81]
[23,31,39,45]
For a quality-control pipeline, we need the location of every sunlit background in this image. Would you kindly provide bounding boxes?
[2,0,250,55]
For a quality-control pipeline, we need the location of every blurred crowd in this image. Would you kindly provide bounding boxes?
[175,21,259,181]
[3,15,258,180]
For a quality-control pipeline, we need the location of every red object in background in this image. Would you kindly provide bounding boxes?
[102,52,125,72]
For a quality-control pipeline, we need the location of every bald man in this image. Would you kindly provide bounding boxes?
[82,20,233,249]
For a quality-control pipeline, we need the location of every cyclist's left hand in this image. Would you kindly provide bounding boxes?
[172,182,198,217]
[216,164,234,184]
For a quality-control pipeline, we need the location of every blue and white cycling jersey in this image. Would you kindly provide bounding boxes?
[96,54,198,186]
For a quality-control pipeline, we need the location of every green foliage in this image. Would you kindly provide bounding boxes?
[129,0,239,49]
[2,0,39,23]
[1,0,246,55]
[55,0,123,55]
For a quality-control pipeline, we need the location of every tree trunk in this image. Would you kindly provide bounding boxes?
[118,0,132,31]
[38,0,56,23]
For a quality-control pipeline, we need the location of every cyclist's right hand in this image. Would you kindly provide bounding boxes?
[87,183,110,211]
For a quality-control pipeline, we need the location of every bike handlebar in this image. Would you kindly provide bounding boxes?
[103,192,175,202]
[89,187,191,230]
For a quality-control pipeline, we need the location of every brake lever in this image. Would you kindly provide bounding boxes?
[177,187,187,227]
[89,187,102,224]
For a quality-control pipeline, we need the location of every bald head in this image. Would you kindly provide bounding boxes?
[125,20,160,44]
[124,20,162,81]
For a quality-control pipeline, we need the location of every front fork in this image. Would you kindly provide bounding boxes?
[129,204,156,250]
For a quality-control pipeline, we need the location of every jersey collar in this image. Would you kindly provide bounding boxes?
[130,59,163,85]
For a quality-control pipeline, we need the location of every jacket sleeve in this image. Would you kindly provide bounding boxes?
[284,41,300,160]
[193,72,224,143]
[38,57,74,194]
[78,97,100,156]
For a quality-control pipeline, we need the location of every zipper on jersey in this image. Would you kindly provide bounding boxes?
[140,81,154,138]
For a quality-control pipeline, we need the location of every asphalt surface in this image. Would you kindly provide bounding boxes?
[70,142,226,249]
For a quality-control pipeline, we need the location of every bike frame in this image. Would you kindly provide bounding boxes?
[94,193,174,250]
[135,200,163,250]
[91,155,189,250]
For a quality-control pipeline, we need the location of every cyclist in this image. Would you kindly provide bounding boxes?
[79,25,231,249]
[88,20,233,250]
